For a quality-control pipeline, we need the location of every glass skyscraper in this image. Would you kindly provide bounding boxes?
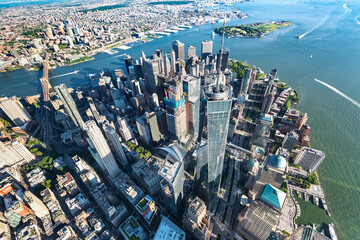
[197,84,231,210]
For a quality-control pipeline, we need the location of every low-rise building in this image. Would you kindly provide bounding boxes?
[119,216,148,240]
[40,188,68,226]
[135,195,158,225]
[65,193,90,216]
[56,225,77,240]
[56,172,80,197]
[15,223,41,240]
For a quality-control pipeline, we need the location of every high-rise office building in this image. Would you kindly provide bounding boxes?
[0,97,32,127]
[117,117,133,142]
[54,84,84,128]
[216,48,229,72]
[83,120,121,178]
[146,112,161,143]
[294,147,325,171]
[156,108,168,135]
[201,40,213,61]
[158,144,185,215]
[200,83,232,209]
[103,121,129,168]
[136,116,152,145]
[0,140,35,168]
[143,58,160,94]
[172,40,185,61]
[241,68,253,94]
[183,76,201,140]
[142,51,165,94]
[124,55,133,75]
[282,131,299,150]
[261,81,276,114]
[187,45,196,58]
[171,50,176,73]
[164,79,187,140]
[136,112,161,145]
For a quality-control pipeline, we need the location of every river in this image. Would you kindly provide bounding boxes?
[1,0,360,239]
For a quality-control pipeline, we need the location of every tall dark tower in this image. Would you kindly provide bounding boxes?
[124,55,133,75]
[216,48,229,72]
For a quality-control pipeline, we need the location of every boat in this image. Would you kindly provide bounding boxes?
[74,70,79,73]
[314,196,319,206]
[329,223,338,240]
[310,55,313,58]
[297,34,304,39]
[211,31,216,37]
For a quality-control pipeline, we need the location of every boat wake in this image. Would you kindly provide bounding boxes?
[49,70,79,79]
[314,78,360,108]
[298,11,331,39]
[355,16,360,25]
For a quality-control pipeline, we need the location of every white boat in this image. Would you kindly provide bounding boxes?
[74,70,79,73]
[310,55,313,58]
[329,223,338,240]
[211,31,216,37]
[314,196,319,206]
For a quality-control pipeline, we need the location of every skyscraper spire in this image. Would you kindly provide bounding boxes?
[216,17,226,91]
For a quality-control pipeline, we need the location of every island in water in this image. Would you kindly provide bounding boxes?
[215,21,292,38]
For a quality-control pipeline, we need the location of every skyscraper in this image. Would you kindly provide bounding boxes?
[136,112,161,145]
[103,121,129,168]
[164,79,187,140]
[54,84,84,128]
[200,83,232,209]
[117,116,133,142]
[0,97,32,127]
[136,116,152,145]
[241,68,253,94]
[183,76,201,140]
[143,58,160,94]
[172,40,185,61]
[201,40,213,61]
[187,45,196,58]
[124,55,133,75]
[216,48,229,72]
[158,144,185,215]
[83,120,121,178]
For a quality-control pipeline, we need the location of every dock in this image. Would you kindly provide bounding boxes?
[149,31,171,36]
[178,25,192,29]
[164,29,178,33]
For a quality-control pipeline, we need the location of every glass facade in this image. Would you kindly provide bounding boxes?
[207,98,232,208]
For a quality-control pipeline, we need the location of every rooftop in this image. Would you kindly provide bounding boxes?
[260,184,286,211]
[153,217,185,240]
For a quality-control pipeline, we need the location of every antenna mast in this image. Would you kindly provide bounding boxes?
[216,16,226,91]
